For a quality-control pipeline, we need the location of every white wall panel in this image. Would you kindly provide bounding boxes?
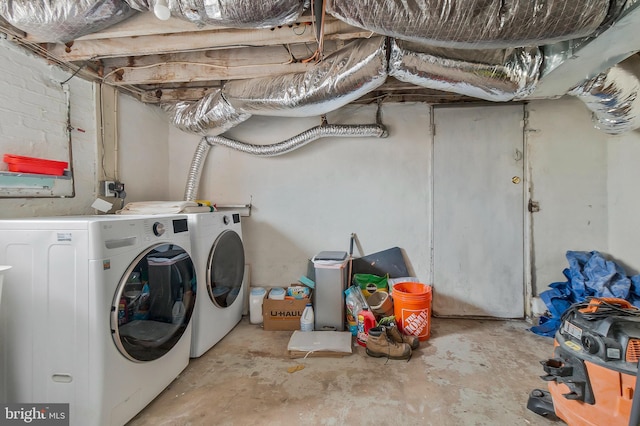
[526,98,609,295]
[168,103,433,287]
[117,94,170,204]
[608,130,640,275]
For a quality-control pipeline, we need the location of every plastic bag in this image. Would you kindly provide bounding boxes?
[344,285,368,336]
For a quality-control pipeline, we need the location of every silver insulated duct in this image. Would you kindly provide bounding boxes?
[223,37,388,117]
[131,0,307,28]
[326,0,611,49]
[389,39,542,102]
[124,0,150,10]
[568,55,640,135]
[163,89,251,136]
[0,0,136,43]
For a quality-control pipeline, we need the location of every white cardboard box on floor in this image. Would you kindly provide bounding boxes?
[287,330,352,358]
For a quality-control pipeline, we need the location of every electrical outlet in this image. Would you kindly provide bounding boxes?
[101,180,116,197]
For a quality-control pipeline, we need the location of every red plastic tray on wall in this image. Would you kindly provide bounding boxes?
[3,154,68,176]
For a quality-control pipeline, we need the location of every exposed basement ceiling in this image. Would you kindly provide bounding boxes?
[0,2,639,106]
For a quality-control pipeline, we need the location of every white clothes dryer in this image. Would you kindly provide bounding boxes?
[187,212,245,358]
[0,215,197,426]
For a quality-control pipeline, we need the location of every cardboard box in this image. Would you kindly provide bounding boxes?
[262,286,312,331]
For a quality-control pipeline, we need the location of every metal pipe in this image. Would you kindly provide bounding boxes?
[62,82,75,198]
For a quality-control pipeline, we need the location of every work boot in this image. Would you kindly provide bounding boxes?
[386,324,419,350]
[366,326,412,360]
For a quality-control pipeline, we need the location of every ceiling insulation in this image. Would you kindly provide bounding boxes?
[389,40,542,102]
[326,0,611,49]
[0,0,638,134]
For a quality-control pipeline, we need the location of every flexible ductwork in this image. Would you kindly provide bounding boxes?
[326,0,610,49]
[0,0,136,43]
[223,37,388,117]
[540,0,632,80]
[205,123,388,156]
[127,0,307,28]
[184,139,212,202]
[389,39,541,102]
[163,89,251,135]
[184,119,388,201]
[568,55,640,135]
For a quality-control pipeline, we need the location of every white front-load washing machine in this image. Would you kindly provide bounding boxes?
[0,215,197,426]
[188,212,245,358]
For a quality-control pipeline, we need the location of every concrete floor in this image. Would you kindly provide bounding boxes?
[128,317,558,426]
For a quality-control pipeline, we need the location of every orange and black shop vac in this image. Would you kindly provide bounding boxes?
[528,298,640,426]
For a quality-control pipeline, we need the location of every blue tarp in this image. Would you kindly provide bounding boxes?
[530,250,640,337]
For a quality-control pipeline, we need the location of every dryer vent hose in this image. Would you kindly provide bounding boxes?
[183,122,388,201]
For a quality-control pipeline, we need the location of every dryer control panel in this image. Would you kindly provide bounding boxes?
[152,222,165,236]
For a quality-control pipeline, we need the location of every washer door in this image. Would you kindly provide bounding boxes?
[111,243,196,362]
[207,230,245,308]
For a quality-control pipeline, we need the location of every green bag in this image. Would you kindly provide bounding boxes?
[353,273,388,298]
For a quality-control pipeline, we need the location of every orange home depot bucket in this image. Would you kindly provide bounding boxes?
[392,282,432,341]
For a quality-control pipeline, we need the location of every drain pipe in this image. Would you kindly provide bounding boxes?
[184,120,388,201]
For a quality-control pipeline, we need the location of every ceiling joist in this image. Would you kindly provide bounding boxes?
[101,42,341,85]
[47,19,368,62]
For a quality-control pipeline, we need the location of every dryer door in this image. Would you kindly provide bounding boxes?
[207,230,245,308]
[111,243,196,362]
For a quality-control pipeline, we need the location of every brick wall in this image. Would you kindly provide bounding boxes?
[0,37,98,217]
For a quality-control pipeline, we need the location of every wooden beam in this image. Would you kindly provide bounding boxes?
[47,20,368,61]
[101,42,339,85]
[140,87,220,103]
[137,78,479,104]
[25,11,318,42]
[107,61,312,85]
[0,18,26,38]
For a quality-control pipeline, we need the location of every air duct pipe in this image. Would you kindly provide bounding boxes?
[169,37,388,135]
[568,55,640,135]
[223,37,388,117]
[0,0,136,43]
[184,118,388,201]
[389,39,542,102]
[326,0,611,49]
[125,0,308,28]
[163,89,251,136]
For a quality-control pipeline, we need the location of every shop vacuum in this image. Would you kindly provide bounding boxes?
[528,298,640,426]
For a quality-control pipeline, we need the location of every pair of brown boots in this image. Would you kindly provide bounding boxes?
[365,325,419,360]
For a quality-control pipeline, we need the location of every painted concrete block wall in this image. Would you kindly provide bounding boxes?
[526,98,610,295]
[116,93,170,203]
[0,39,98,218]
[3,35,638,304]
[168,103,433,287]
[608,130,640,276]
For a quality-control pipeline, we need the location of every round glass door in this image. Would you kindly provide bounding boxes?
[111,243,197,362]
[207,230,245,308]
